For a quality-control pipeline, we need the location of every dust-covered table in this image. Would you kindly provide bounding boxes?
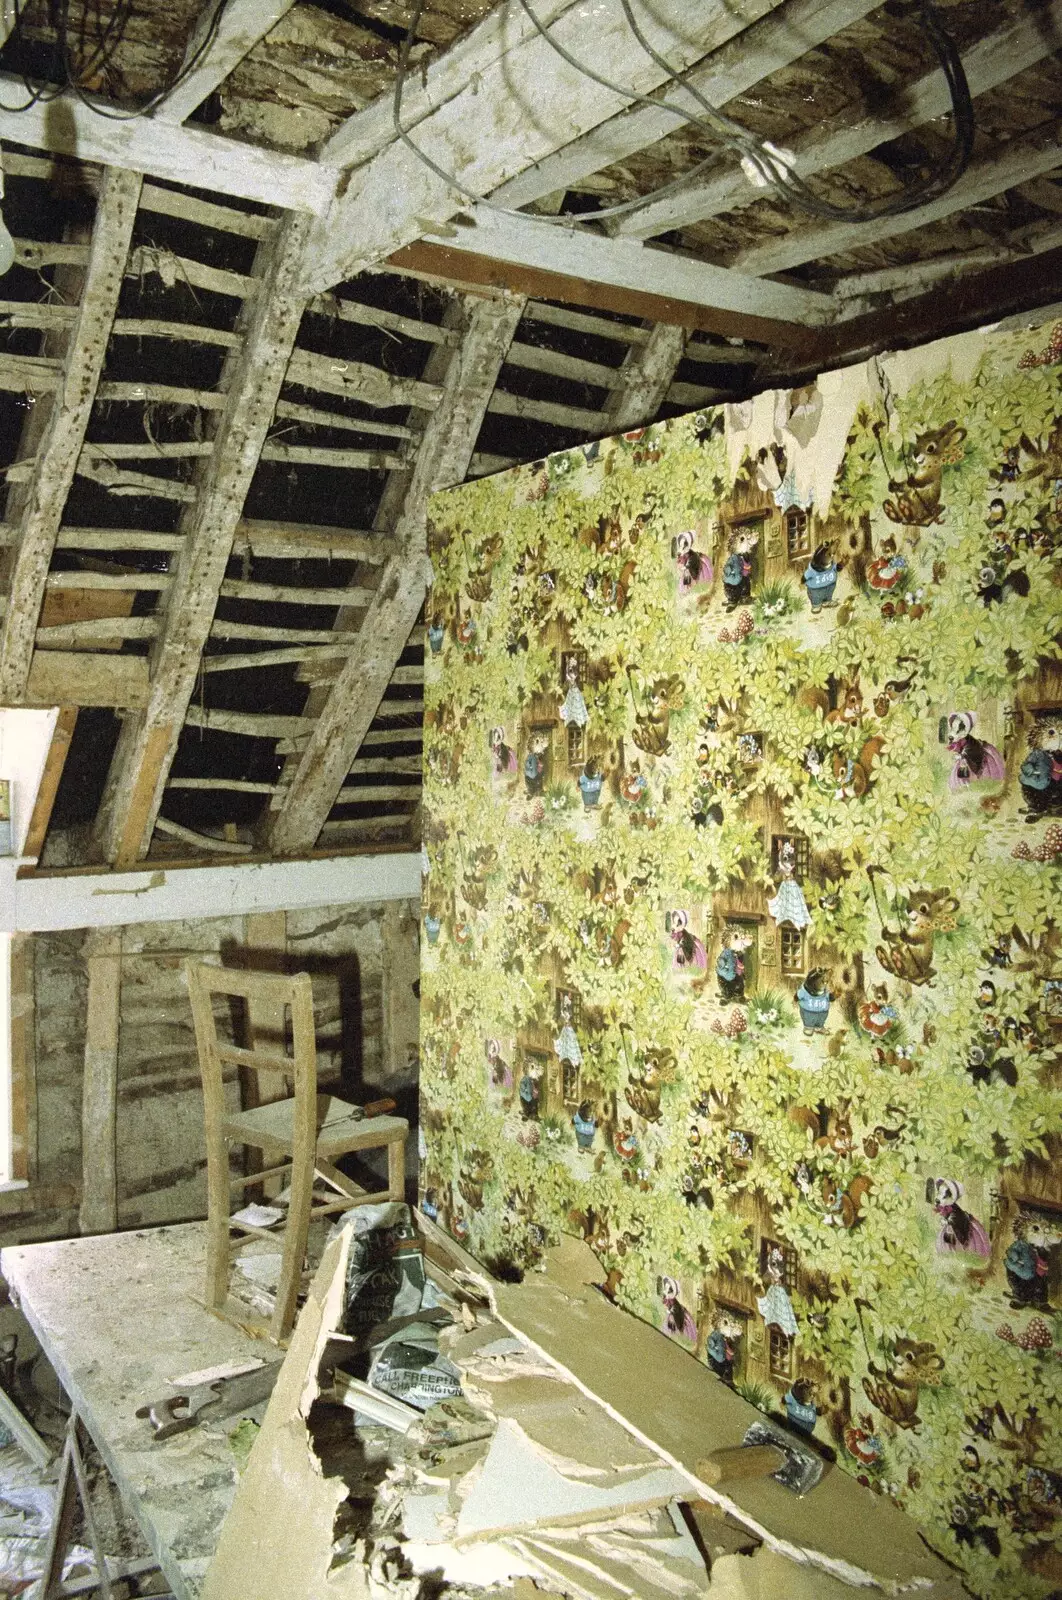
[2,1222,270,1600]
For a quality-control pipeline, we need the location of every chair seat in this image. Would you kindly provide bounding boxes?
[222,1094,409,1160]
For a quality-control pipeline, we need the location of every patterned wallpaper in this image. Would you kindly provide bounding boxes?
[420,316,1062,1597]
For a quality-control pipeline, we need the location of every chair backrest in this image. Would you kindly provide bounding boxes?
[186,962,317,1109]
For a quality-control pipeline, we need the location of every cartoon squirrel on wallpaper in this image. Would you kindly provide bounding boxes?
[873,419,967,527]
[857,1302,945,1431]
[627,670,684,756]
[867,867,959,985]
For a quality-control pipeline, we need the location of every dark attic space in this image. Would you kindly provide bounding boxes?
[0,0,1057,1596]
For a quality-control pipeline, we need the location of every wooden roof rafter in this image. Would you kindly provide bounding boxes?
[92,212,315,868]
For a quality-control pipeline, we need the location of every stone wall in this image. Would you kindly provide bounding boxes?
[0,897,420,1247]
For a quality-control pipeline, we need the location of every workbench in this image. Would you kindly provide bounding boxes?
[1,1222,268,1600]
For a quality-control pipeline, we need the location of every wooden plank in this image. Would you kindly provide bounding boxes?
[266,294,523,855]
[794,242,1062,377]
[21,706,77,863]
[494,0,880,210]
[234,521,388,562]
[487,388,611,433]
[244,910,289,1110]
[504,340,624,390]
[79,928,122,1236]
[126,248,253,302]
[606,323,688,430]
[321,0,575,168]
[830,218,1062,305]
[336,783,420,804]
[93,215,313,869]
[309,292,459,348]
[168,778,279,793]
[0,169,141,703]
[25,652,149,710]
[139,182,272,239]
[523,301,647,344]
[154,816,251,854]
[184,706,312,738]
[734,135,1062,278]
[300,0,787,294]
[389,222,830,345]
[37,617,157,647]
[616,1,1062,239]
[0,76,335,216]
[217,579,373,608]
[284,348,441,412]
[258,442,406,472]
[156,0,298,123]
[8,934,35,1184]
[112,317,242,348]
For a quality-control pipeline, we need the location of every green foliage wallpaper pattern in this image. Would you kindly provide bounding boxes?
[420,316,1062,1596]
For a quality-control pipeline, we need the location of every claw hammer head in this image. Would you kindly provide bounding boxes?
[135,1396,193,1441]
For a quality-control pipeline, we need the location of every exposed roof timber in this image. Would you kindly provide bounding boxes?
[25,651,148,710]
[782,243,1062,377]
[0,168,141,704]
[0,75,333,215]
[154,0,298,124]
[492,0,880,211]
[830,219,1062,306]
[733,130,1062,278]
[266,293,525,856]
[93,215,314,869]
[322,0,576,168]
[615,1,1062,239]
[22,706,77,863]
[298,0,785,295]
[605,323,689,430]
[391,210,834,343]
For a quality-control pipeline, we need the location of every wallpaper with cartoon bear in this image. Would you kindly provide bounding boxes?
[420,316,1062,1597]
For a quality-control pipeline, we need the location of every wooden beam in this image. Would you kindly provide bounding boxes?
[0,76,334,216]
[781,243,1062,379]
[493,0,880,210]
[284,348,441,412]
[22,707,77,863]
[300,0,786,294]
[614,3,1062,238]
[93,216,313,869]
[79,927,122,1236]
[606,323,689,430]
[154,0,297,123]
[832,220,1062,307]
[390,211,831,343]
[322,0,575,169]
[25,653,149,710]
[733,132,1062,278]
[8,934,35,1184]
[266,294,523,855]
[0,168,141,703]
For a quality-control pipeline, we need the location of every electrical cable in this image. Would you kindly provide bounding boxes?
[392,0,975,231]
[0,0,227,120]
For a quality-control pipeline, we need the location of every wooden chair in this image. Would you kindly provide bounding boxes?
[187,961,409,1344]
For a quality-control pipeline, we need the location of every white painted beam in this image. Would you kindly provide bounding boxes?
[93,216,313,869]
[267,293,524,856]
[492,0,880,211]
[0,168,141,704]
[615,3,1062,239]
[0,853,421,933]
[606,323,689,430]
[322,0,575,170]
[418,208,834,325]
[155,0,298,124]
[299,0,786,294]
[733,135,1062,279]
[0,76,334,215]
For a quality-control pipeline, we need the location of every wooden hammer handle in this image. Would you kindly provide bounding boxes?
[696,1444,787,1485]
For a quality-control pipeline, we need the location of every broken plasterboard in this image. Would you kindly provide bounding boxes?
[417,1215,960,1594]
[403,1416,691,1545]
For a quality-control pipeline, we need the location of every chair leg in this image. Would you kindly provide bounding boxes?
[204,1140,233,1312]
[387,1133,406,1202]
[271,1137,315,1345]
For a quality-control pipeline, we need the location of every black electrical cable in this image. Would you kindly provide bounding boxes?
[615,0,975,223]
[392,0,975,231]
[0,0,227,120]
